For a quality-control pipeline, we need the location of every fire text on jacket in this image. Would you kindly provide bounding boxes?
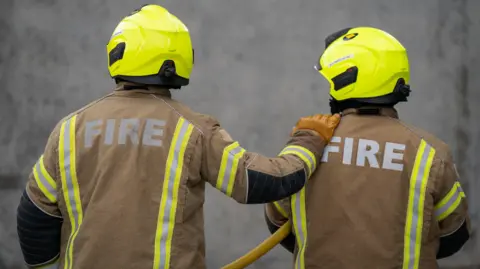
[84,118,166,147]
[321,136,405,171]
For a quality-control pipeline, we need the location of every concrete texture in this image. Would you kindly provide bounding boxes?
[0,0,478,268]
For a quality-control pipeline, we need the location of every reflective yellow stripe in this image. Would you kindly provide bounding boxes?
[153,117,194,269]
[273,201,288,218]
[33,155,57,203]
[59,115,82,269]
[279,145,316,176]
[216,141,246,196]
[402,140,435,269]
[226,148,246,197]
[291,186,308,269]
[435,182,465,221]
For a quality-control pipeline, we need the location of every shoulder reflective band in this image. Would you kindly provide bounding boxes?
[279,145,316,177]
[33,155,57,203]
[402,140,436,269]
[59,115,82,269]
[274,201,288,218]
[153,117,194,269]
[435,182,466,221]
[216,141,246,197]
[291,186,308,269]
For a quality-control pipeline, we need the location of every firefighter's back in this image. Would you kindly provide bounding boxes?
[304,109,448,269]
[264,27,470,269]
[56,89,204,269]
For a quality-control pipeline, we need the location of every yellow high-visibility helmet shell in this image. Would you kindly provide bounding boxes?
[107,5,193,87]
[315,27,410,102]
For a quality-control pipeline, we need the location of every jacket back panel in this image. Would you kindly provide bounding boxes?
[304,113,444,269]
[56,91,206,269]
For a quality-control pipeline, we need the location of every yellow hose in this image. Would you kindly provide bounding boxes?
[221,220,292,269]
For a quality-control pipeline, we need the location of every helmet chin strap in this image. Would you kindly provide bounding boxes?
[329,98,341,114]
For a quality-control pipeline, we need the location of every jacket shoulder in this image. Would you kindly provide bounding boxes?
[165,100,220,135]
[63,93,113,120]
[48,93,112,137]
[395,120,451,159]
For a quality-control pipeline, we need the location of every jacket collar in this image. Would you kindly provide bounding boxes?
[113,82,172,98]
[341,107,399,119]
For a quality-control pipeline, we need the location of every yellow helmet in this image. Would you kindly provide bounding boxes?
[314,27,411,112]
[107,4,194,88]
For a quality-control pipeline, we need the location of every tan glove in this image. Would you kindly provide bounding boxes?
[291,114,341,142]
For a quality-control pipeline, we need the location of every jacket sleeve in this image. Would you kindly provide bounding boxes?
[199,115,325,204]
[17,124,62,268]
[264,198,295,253]
[433,150,471,259]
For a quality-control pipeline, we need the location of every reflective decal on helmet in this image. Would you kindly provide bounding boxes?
[343,33,358,41]
[328,54,354,68]
[111,30,123,38]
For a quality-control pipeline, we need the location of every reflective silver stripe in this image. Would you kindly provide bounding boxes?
[215,142,246,197]
[63,118,80,231]
[408,145,430,269]
[458,183,464,194]
[219,145,244,194]
[63,118,76,269]
[435,182,464,220]
[403,141,435,269]
[281,146,316,169]
[159,121,189,265]
[279,146,316,176]
[292,187,307,269]
[34,158,57,202]
[154,118,193,269]
[59,115,82,269]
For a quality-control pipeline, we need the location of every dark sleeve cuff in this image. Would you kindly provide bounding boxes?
[264,209,295,253]
[246,168,306,204]
[437,219,470,259]
[17,189,62,266]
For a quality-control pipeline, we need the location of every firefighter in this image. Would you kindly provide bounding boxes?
[264,26,471,269]
[16,4,341,269]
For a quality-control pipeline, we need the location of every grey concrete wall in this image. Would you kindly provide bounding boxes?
[0,0,478,268]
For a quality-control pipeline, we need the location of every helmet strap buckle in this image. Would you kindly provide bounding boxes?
[392,78,411,102]
[159,60,177,78]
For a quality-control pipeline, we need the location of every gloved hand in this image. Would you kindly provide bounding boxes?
[292,114,341,142]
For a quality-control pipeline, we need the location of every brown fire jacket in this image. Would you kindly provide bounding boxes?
[18,84,329,269]
[266,108,471,269]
